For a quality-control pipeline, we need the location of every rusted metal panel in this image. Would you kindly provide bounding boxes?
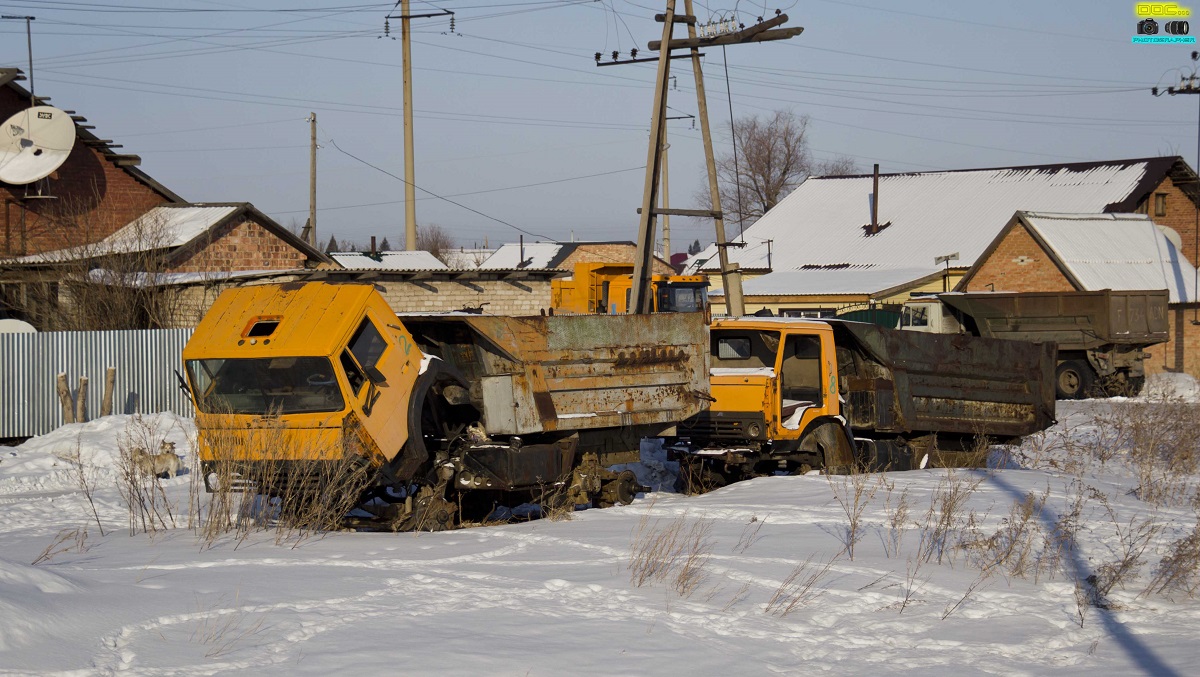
[831,320,1055,439]
[403,312,709,437]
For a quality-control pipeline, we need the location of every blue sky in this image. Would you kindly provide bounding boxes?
[0,0,1194,254]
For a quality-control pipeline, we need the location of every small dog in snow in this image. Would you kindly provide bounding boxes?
[131,441,183,479]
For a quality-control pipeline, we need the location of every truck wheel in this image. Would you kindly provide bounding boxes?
[1055,360,1094,400]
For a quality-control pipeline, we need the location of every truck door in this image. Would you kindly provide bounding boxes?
[778,333,823,430]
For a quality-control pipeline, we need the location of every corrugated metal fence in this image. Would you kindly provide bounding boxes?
[0,328,194,438]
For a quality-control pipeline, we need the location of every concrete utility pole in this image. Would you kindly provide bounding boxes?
[387,2,452,251]
[400,0,417,250]
[303,112,317,247]
[610,3,802,314]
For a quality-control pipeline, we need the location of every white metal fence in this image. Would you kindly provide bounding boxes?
[0,328,194,439]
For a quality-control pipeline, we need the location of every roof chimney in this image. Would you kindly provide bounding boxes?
[370,236,377,256]
[870,163,879,235]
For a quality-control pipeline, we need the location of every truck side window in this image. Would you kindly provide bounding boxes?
[717,336,751,359]
[350,318,387,368]
[341,350,366,393]
[780,334,822,405]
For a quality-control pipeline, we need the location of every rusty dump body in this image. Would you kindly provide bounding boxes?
[183,282,709,525]
[937,290,1169,350]
[830,320,1056,442]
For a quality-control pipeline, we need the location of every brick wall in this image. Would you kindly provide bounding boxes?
[960,224,1076,292]
[170,218,309,273]
[560,244,674,275]
[1143,176,1198,267]
[1144,304,1200,379]
[0,86,174,256]
[378,279,551,315]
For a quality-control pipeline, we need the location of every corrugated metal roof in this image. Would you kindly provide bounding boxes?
[479,243,564,269]
[330,250,448,270]
[15,204,238,263]
[441,248,494,269]
[686,159,1167,296]
[1022,211,1197,303]
[712,266,942,297]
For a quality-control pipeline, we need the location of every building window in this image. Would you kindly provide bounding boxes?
[1155,193,1167,217]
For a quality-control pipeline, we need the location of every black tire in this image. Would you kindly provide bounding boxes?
[1055,360,1095,400]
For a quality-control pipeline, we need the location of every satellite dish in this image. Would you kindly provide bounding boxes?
[0,106,75,186]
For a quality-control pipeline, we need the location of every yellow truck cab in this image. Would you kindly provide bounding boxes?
[551,262,709,315]
[183,281,425,484]
[677,317,856,480]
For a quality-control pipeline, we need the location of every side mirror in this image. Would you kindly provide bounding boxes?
[364,364,388,386]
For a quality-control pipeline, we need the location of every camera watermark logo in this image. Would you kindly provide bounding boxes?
[1134,3,1197,42]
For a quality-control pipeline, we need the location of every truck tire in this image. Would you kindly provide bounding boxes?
[1055,360,1094,400]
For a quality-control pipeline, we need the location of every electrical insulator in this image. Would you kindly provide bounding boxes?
[594,52,602,63]
[449,16,455,32]
[612,50,619,61]
[384,18,390,36]
[776,8,782,15]
[630,48,638,59]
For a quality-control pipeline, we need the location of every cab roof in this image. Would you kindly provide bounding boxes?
[182,282,383,360]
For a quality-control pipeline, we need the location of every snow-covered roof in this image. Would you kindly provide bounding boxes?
[330,250,448,270]
[1021,212,1197,303]
[440,248,494,269]
[685,158,1188,297]
[478,242,565,269]
[711,266,942,297]
[14,204,239,263]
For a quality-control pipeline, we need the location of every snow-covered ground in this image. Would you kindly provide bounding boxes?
[3,376,1200,675]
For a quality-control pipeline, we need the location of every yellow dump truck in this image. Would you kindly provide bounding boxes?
[670,316,1057,491]
[551,262,709,314]
[182,281,709,528]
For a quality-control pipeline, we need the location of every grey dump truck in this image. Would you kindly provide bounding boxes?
[899,290,1169,399]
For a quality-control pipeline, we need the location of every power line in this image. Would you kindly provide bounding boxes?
[328,138,553,239]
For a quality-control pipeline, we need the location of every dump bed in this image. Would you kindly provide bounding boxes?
[402,312,709,436]
[938,290,1169,350]
[830,321,1056,440]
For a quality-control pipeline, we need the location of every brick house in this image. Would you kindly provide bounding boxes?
[958,211,1199,377]
[0,69,331,329]
[685,157,1200,318]
[479,241,675,275]
[3,203,330,329]
[1,68,182,257]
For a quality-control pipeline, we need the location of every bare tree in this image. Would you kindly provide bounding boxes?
[416,223,455,265]
[705,110,857,227]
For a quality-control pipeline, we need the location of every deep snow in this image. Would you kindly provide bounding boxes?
[1,376,1200,675]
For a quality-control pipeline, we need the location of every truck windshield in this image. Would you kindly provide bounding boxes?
[186,357,345,415]
[657,285,708,313]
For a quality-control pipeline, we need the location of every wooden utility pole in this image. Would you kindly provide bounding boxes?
[661,131,670,260]
[623,4,802,315]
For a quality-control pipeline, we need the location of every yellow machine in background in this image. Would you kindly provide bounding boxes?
[551,262,709,315]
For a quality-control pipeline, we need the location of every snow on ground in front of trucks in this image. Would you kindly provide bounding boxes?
[2,380,1200,675]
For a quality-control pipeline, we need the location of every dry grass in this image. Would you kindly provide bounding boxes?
[115,416,180,536]
[53,433,107,537]
[190,592,269,659]
[192,409,373,549]
[917,470,982,565]
[765,553,840,616]
[827,470,880,560]
[733,514,767,554]
[31,526,89,565]
[627,512,715,598]
[881,480,911,558]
